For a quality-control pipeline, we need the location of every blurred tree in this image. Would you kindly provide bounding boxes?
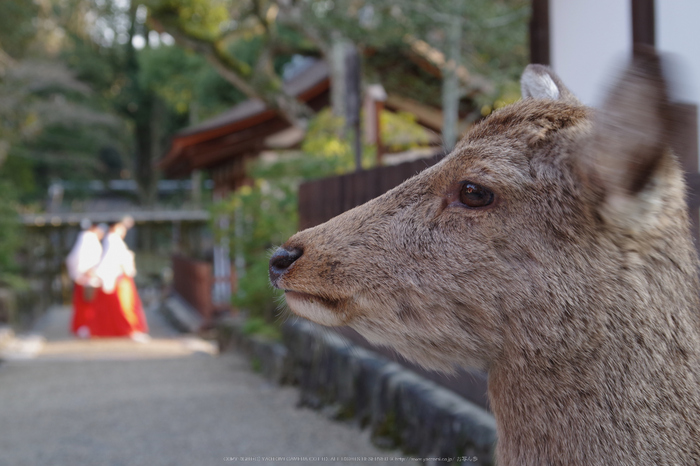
[0,61,127,204]
[145,0,528,149]
[29,0,246,205]
[137,41,246,122]
[0,0,40,59]
[122,4,254,204]
[146,0,321,128]
[0,0,130,203]
[277,0,529,149]
[0,0,528,205]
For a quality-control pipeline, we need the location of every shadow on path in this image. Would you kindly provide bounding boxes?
[1,303,216,361]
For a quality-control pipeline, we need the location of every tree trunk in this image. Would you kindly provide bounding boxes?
[442,16,461,153]
[133,96,156,207]
[151,16,314,130]
[330,36,352,119]
[128,3,159,207]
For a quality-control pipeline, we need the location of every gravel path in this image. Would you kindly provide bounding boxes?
[0,305,412,466]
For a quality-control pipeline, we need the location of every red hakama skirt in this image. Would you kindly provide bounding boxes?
[91,275,149,337]
[71,283,96,334]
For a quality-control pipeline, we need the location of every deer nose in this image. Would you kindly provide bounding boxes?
[269,247,303,286]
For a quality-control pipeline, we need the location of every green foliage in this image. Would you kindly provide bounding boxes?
[138,44,246,118]
[300,108,430,169]
[1,155,36,202]
[364,47,443,108]
[0,179,22,287]
[301,109,376,173]
[0,59,126,201]
[211,162,300,321]
[150,0,231,41]
[138,46,200,114]
[37,0,258,205]
[241,316,282,341]
[380,111,430,152]
[147,0,529,136]
[479,79,523,117]
[312,0,529,81]
[0,0,40,59]
[194,64,247,117]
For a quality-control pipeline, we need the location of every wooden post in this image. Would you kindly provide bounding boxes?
[345,45,362,171]
[212,191,232,312]
[364,84,387,165]
[631,0,655,47]
[172,221,181,254]
[191,170,202,207]
[530,0,550,65]
[442,15,461,152]
[331,37,351,119]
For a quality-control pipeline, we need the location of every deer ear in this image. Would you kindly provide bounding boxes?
[590,47,674,211]
[521,64,579,103]
[584,47,682,233]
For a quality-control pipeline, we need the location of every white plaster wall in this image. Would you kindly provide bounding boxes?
[549,0,632,107]
[657,0,700,102]
[656,0,700,161]
[547,0,700,191]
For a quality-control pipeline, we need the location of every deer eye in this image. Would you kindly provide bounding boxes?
[459,182,494,208]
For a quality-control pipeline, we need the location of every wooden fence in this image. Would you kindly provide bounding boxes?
[298,155,445,231]
[172,255,214,322]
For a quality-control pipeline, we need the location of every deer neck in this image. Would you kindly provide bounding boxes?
[486,301,700,466]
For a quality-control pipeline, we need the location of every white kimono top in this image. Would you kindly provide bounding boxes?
[65,230,103,285]
[94,232,136,293]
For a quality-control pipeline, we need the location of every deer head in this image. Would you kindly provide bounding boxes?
[272,47,696,367]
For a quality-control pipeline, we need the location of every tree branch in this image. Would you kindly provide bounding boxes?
[273,0,331,57]
[149,12,313,128]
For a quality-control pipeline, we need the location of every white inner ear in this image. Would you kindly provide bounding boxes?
[602,168,670,236]
[521,70,561,100]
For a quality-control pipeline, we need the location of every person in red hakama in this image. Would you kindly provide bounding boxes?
[65,221,106,338]
[92,220,149,340]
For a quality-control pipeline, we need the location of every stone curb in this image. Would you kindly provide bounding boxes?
[219,317,497,465]
[216,317,293,385]
[160,294,204,334]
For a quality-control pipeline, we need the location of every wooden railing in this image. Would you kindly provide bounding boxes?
[172,255,214,321]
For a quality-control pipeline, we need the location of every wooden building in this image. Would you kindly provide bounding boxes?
[159,60,330,197]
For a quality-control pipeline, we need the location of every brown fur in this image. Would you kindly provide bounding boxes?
[270,51,700,465]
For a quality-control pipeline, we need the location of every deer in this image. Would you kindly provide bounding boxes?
[269,49,700,465]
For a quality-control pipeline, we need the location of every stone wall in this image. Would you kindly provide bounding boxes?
[219,317,498,465]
